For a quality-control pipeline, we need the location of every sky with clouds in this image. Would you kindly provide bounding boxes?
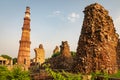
[0,0,120,58]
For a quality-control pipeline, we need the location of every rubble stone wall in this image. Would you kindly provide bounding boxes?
[75,3,119,74]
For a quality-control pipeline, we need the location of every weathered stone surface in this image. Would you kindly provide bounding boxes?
[60,41,71,58]
[34,44,45,65]
[46,41,73,70]
[75,3,118,74]
[53,46,59,54]
[117,39,120,69]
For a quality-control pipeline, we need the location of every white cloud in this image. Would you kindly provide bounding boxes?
[49,11,80,23]
[115,16,120,24]
[67,12,80,22]
[48,10,62,17]
[53,11,61,16]
[114,16,120,35]
[50,10,66,21]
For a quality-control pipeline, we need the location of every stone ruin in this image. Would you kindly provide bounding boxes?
[60,41,71,58]
[34,44,45,65]
[117,39,120,69]
[74,3,119,74]
[53,46,59,54]
[46,41,73,70]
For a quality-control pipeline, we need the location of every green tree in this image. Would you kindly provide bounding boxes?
[1,54,12,60]
[70,51,76,57]
[13,58,17,65]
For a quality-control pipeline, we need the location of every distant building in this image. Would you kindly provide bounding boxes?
[0,56,12,65]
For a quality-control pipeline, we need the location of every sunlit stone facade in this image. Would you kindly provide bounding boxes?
[17,7,31,69]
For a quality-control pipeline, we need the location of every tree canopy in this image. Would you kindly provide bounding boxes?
[1,54,12,60]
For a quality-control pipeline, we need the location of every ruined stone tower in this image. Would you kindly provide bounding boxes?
[17,7,31,69]
[60,41,71,58]
[75,3,118,74]
[34,44,45,65]
[53,46,59,54]
[47,41,73,69]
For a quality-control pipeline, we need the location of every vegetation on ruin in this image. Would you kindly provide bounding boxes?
[109,71,120,78]
[91,71,109,80]
[46,68,120,80]
[70,51,76,57]
[44,64,82,80]
[42,64,120,80]
[91,70,120,80]
[52,52,61,58]
[52,51,76,58]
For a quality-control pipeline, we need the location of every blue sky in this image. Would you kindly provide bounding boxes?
[0,0,120,58]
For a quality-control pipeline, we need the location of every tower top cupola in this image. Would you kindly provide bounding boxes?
[25,6,30,18]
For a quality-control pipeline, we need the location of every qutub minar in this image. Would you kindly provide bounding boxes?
[17,6,31,69]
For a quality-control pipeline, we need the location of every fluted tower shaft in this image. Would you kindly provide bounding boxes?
[17,6,31,69]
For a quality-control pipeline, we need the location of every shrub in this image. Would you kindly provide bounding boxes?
[0,65,30,80]
[0,65,10,80]
[44,64,82,80]
[110,70,120,78]
[52,52,61,58]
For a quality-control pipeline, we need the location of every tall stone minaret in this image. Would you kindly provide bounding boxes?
[17,6,31,69]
